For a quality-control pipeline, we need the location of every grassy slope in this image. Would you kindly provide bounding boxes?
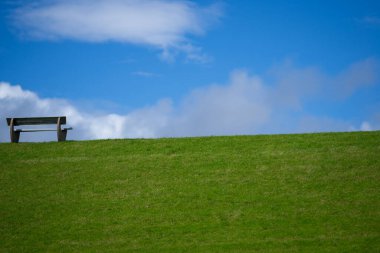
[0,131,379,252]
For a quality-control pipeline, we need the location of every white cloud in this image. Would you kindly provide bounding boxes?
[1,58,379,142]
[333,58,380,99]
[12,0,222,61]
[0,82,171,142]
[360,121,372,131]
[268,60,324,109]
[268,58,380,102]
[166,70,271,136]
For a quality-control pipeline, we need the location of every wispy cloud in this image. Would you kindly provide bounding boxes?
[354,16,380,27]
[269,58,380,103]
[12,0,222,61]
[333,58,379,98]
[1,58,379,142]
[131,71,160,78]
[360,16,380,25]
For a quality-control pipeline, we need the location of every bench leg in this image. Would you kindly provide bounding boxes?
[11,131,20,143]
[57,129,67,142]
[57,117,68,142]
[9,118,20,143]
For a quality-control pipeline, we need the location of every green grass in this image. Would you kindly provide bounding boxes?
[0,131,379,252]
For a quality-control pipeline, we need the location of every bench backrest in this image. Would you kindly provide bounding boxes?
[6,117,66,126]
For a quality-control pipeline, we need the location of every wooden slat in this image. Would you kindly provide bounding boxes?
[16,129,57,132]
[15,128,73,132]
[6,117,66,126]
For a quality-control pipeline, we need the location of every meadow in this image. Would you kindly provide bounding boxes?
[0,131,379,252]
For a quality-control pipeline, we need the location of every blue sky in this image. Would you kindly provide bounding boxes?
[0,0,380,141]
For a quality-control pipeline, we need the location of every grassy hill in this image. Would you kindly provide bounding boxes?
[0,131,379,252]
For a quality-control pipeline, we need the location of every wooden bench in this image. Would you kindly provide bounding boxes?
[6,116,73,143]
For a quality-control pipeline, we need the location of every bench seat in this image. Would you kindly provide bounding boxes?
[15,127,73,132]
